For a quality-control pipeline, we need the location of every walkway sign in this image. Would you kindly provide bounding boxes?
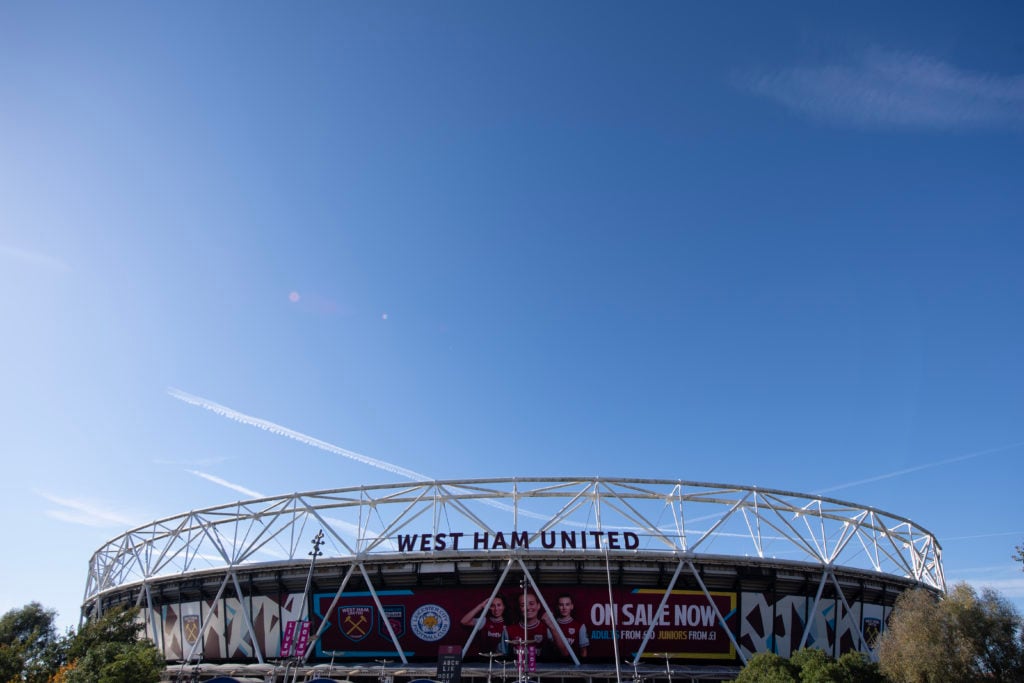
[436,645,463,683]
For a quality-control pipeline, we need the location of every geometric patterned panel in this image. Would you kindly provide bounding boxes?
[202,599,226,661]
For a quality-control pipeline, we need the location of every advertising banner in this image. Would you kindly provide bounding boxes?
[313,585,736,662]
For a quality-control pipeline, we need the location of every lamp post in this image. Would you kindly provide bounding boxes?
[626,659,645,683]
[480,650,502,683]
[375,657,393,683]
[292,529,325,683]
[657,652,672,683]
[518,578,530,683]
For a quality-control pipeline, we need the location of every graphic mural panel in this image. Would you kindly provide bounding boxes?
[225,596,254,659]
[161,603,183,661]
[252,595,281,658]
[313,585,738,663]
[180,601,202,661]
[202,599,226,660]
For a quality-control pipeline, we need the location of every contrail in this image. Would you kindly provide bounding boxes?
[168,388,431,481]
[942,531,1024,542]
[817,440,1024,495]
[188,470,265,499]
[0,244,70,272]
[36,491,139,528]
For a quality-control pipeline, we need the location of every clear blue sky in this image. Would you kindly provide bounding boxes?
[2,2,1022,631]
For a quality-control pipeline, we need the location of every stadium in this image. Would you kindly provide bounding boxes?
[82,477,944,682]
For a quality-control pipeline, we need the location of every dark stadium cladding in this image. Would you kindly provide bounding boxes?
[395,530,641,552]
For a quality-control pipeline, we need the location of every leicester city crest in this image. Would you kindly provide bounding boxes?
[339,605,374,642]
[410,604,450,642]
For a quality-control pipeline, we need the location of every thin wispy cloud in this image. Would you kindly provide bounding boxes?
[37,492,139,528]
[154,456,231,467]
[946,554,1024,595]
[0,244,70,272]
[743,47,1024,129]
[167,388,431,481]
[817,440,1024,495]
[188,470,265,499]
[969,578,1024,598]
[943,531,1024,542]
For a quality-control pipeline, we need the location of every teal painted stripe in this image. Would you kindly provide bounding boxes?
[316,590,415,597]
[324,651,416,657]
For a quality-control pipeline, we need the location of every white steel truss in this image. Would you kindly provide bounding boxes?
[85,477,943,602]
[84,477,944,669]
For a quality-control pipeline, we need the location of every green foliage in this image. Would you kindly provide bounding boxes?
[65,607,144,663]
[0,603,65,683]
[791,647,833,681]
[0,643,27,683]
[734,651,799,682]
[0,603,162,683]
[834,651,885,683]
[734,648,886,682]
[0,603,57,654]
[878,582,1024,683]
[64,641,163,683]
[63,607,162,683]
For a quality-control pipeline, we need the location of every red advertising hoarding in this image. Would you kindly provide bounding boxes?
[312,585,736,662]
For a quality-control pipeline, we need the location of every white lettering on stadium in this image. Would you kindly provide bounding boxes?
[589,602,718,628]
[394,531,641,552]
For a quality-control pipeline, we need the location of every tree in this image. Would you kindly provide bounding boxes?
[743,647,887,683]
[65,641,163,683]
[833,651,886,683]
[0,602,66,683]
[878,582,1024,683]
[0,603,163,683]
[62,606,163,683]
[790,647,834,681]
[734,651,799,683]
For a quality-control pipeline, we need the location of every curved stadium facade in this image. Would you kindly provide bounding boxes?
[83,478,944,681]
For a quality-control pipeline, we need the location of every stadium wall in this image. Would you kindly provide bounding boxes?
[82,478,942,673]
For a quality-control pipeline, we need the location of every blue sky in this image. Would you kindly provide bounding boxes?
[1,2,1022,631]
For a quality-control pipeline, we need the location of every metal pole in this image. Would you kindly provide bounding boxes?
[481,650,502,683]
[293,529,325,683]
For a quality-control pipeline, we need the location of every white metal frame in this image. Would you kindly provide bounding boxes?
[83,478,944,665]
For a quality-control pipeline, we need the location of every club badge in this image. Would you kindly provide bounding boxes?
[410,604,450,642]
[339,605,373,642]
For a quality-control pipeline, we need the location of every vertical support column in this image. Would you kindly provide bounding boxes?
[515,557,581,667]
[798,570,829,651]
[359,563,409,664]
[304,563,359,657]
[181,572,232,665]
[685,561,746,666]
[462,558,516,659]
[827,571,872,655]
[632,559,686,662]
[231,570,265,663]
[142,582,161,655]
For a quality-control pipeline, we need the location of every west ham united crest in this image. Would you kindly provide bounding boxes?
[863,617,881,646]
[410,604,450,642]
[183,614,200,645]
[339,605,374,642]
